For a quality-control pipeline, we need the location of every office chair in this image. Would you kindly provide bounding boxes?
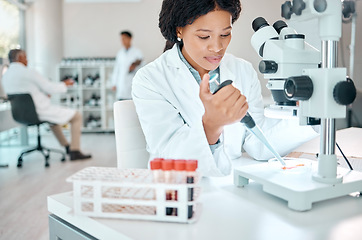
[113,100,149,169]
[7,93,66,167]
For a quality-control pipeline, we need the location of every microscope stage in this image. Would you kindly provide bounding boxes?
[234,159,362,211]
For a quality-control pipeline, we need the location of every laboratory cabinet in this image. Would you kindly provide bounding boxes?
[49,214,97,240]
[57,62,116,132]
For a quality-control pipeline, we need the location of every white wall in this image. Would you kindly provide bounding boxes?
[26,0,63,81]
[62,0,164,64]
[340,10,362,90]
[26,0,362,97]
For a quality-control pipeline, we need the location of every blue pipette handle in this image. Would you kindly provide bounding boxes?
[212,80,256,129]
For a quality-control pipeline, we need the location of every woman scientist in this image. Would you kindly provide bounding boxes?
[132,0,318,176]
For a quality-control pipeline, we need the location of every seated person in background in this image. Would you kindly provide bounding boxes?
[132,0,318,177]
[2,49,91,161]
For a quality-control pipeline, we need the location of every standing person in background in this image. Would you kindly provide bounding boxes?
[0,58,7,99]
[2,49,92,161]
[112,31,144,101]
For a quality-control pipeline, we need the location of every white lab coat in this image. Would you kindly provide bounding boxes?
[0,65,6,98]
[2,62,76,124]
[112,46,143,99]
[132,44,318,177]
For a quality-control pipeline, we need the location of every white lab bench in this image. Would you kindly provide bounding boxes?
[47,155,362,240]
[0,103,28,145]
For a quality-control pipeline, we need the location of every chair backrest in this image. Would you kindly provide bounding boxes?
[7,93,41,126]
[113,100,149,169]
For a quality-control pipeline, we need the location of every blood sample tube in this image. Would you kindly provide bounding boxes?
[174,160,186,184]
[150,158,163,183]
[186,160,198,219]
[173,160,186,216]
[161,159,174,216]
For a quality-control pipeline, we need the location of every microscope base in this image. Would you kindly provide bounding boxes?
[234,159,362,211]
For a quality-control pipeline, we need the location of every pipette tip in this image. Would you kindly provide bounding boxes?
[209,73,219,85]
[277,156,286,166]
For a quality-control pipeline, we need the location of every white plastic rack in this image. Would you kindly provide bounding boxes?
[66,167,201,223]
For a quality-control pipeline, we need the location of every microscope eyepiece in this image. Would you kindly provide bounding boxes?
[272,20,288,34]
[252,17,270,32]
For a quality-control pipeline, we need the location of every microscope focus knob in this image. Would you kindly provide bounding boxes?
[292,0,306,15]
[333,78,356,105]
[342,1,356,19]
[259,60,278,74]
[282,1,293,19]
[284,76,313,101]
[314,0,327,13]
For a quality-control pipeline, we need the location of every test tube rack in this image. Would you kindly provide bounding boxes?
[66,167,201,223]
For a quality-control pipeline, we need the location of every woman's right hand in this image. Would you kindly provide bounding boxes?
[199,74,249,144]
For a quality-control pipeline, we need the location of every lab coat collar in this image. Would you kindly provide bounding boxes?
[9,62,26,68]
[166,44,184,68]
[124,46,134,51]
[165,45,204,120]
[168,45,201,98]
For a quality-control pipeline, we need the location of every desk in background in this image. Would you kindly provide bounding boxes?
[292,127,362,170]
[0,104,28,146]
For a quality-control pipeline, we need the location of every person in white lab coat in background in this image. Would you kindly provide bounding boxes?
[0,60,7,99]
[2,49,91,161]
[112,31,144,100]
[132,0,318,177]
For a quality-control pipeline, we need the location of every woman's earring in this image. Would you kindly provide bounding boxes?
[177,37,181,42]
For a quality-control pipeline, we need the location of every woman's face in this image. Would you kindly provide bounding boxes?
[178,9,232,77]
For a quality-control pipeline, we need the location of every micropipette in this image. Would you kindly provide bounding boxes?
[211,78,286,166]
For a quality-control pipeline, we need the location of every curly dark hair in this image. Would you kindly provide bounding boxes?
[159,0,242,49]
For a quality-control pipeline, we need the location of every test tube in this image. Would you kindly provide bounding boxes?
[150,158,164,183]
[173,160,186,216]
[161,159,174,216]
[186,160,198,219]
[174,160,186,184]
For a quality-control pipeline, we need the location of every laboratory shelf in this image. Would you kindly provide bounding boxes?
[57,63,116,132]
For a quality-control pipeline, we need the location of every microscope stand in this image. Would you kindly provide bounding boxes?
[234,159,362,211]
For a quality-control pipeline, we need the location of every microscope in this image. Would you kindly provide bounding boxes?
[234,0,362,211]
